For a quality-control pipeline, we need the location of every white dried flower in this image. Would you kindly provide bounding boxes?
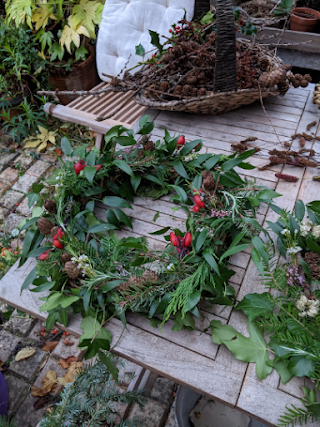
[296,294,320,318]
[281,229,289,235]
[312,225,320,239]
[287,246,302,255]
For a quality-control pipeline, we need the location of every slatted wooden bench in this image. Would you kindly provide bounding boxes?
[2,84,320,427]
[44,83,149,149]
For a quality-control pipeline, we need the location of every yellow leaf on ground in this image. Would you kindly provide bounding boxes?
[42,370,57,394]
[31,386,45,397]
[15,347,36,361]
[57,361,83,385]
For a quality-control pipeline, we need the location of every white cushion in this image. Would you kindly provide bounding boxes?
[96,0,194,81]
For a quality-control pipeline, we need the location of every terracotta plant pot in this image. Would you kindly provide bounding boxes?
[290,7,320,32]
[48,45,101,105]
[0,93,24,121]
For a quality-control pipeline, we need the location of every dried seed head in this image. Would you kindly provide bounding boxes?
[275,173,299,182]
[64,261,81,279]
[300,79,309,88]
[37,218,54,235]
[44,200,57,214]
[61,253,73,264]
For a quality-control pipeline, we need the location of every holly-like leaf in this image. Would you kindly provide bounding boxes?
[149,30,163,54]
[135,43,145,56]
[236,293,274,322]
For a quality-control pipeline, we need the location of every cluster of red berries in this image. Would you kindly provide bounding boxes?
[74,159,102,175]
[192,191,206,213]
[169,24,181,34]
[170,231,192,258]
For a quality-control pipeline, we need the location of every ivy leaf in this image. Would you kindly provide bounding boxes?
[271,359,293,384]
[236,293,274,322]
[288,356,315,378]
[225,321,273,380]
[211,320,272,379]
[27,193,40,209]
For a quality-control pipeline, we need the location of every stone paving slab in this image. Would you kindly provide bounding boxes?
[3,213,25,233]
[0,180,10,197]
[0,167,19,184]
[26,161,51,178]
[0,330,20,362]
[1,190,24,210]
[16,197,34,217]
[9,348,46,381]
[4,310,36,336]
[151,377,175,407]
[4,374,29,413]
[52,334,81,359]
[12,173,39,194]
[0,153,18,165]
[129,398,167,427]
[33,357,65,390]
[14,393,47,427]
[14,154,34,170]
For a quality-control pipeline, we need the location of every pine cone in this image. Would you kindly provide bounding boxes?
[161,53,175,64]
[142,271,159,283]
[173,85,182,95]
[44,199,57,214]
[198,88,207,97]
[259,57,270,72]
[182,85,192,97]
[278,81,289,96]
[143,141,156,152]
[37,218,53,235]
[187,74,197,84]
[61,253,72,264]
[203,172,216,191]
[50,226,60,238]
[159,81,170,92]
[171,46,184,57]
[128,276,145,289]
[64,261,80,279]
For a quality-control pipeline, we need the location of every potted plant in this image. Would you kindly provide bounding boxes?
[4,0,103,105]
[290,5,320,32]
[0,18,48,118]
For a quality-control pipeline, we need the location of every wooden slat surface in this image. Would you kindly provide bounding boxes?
[1,84,320,426]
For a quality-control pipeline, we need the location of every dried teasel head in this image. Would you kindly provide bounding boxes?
[64,261,81,279]
[37,218,54,235]
[44,199,57,214]
[142,271,159,283]
[61,253,73,264]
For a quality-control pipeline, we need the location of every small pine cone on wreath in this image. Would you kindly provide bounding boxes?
[37,218,54,235]
[143,141,156,152]
[44,199,57,213]
[61,253,73,264]
[64,261,81,279]
[142,270,160,283]
[128,276,145,289]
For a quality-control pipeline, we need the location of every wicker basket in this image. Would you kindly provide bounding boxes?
[133,0,289,115]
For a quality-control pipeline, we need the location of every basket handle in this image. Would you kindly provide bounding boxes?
[193,0,211,21]
[214,0,237,93]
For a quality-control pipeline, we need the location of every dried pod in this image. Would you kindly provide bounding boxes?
[44,200,57,214]
[142,271,160,283]
[50,226,60,238]
[284,142,291,147]
[296,157,317,167]
[64,261,80,279]
[192,88,198,97]
[275,173,299,182]
[37,218,53,235]
[269,156,286,165]
[306,121,317,131]
[197,71,206,80]
[304,74,312,83]
[143,141,156,152]
[61,253,73,264]
[300,79,309,88]
[299,136,305,147]
[278,81,289,95]
[295,73,303,81]
[292,79,300,89]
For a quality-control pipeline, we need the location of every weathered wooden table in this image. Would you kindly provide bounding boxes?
[1,84,319,426]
